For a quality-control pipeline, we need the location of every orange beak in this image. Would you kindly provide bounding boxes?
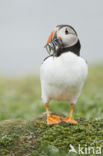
[47,30,56,44]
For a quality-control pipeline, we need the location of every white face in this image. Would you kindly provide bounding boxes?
[57,26,78,47]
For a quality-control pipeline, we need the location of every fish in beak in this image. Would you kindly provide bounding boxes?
[45,29,63,56]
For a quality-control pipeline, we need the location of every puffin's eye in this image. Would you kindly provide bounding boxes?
[65,28,69,35]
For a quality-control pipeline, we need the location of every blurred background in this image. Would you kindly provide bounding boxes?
[0,0,103,121]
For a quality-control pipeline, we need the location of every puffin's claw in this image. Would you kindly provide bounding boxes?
[63,116,78,124]
[47,115,63,125]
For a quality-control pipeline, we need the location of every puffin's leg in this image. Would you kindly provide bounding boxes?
[45,103,62,124]
[63,104,77,124]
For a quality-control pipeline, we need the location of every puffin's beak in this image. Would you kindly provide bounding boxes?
[45,29,63,56]
[47,30,57,44]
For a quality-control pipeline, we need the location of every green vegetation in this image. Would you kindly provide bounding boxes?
[0,115,103,156]
[0,65,103,120]
[0,65,103,155]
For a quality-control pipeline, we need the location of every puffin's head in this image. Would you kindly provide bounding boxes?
[45,25,80,56]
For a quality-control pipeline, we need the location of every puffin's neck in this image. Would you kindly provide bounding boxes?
[56,40,81,57]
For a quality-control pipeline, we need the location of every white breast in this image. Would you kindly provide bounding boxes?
[40,52,88,104]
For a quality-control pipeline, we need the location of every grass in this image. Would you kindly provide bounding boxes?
[0,65,103,155]
[0,115,103,156]
[0,65,103,121]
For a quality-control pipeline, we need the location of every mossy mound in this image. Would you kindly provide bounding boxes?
[0,113,103,156]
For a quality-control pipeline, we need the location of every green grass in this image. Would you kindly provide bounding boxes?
[0,65,103,121]
[0,114,103,156]
[0,65,103,155]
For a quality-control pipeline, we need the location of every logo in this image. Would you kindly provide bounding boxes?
[69,144,102,155]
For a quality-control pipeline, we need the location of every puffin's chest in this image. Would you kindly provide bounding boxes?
[40,52,88,102]
[46,53,86,87]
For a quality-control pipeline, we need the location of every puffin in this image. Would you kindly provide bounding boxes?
[40,24,88,124]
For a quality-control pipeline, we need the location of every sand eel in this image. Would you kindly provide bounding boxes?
[40,24,88,124]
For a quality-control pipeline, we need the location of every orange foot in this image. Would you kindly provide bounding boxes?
[47,115,62,125]
[63,116,78,124]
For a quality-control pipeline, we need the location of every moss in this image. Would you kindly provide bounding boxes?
[0,113,102,155]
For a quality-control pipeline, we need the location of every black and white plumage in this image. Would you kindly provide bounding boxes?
[40,25,88,124]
